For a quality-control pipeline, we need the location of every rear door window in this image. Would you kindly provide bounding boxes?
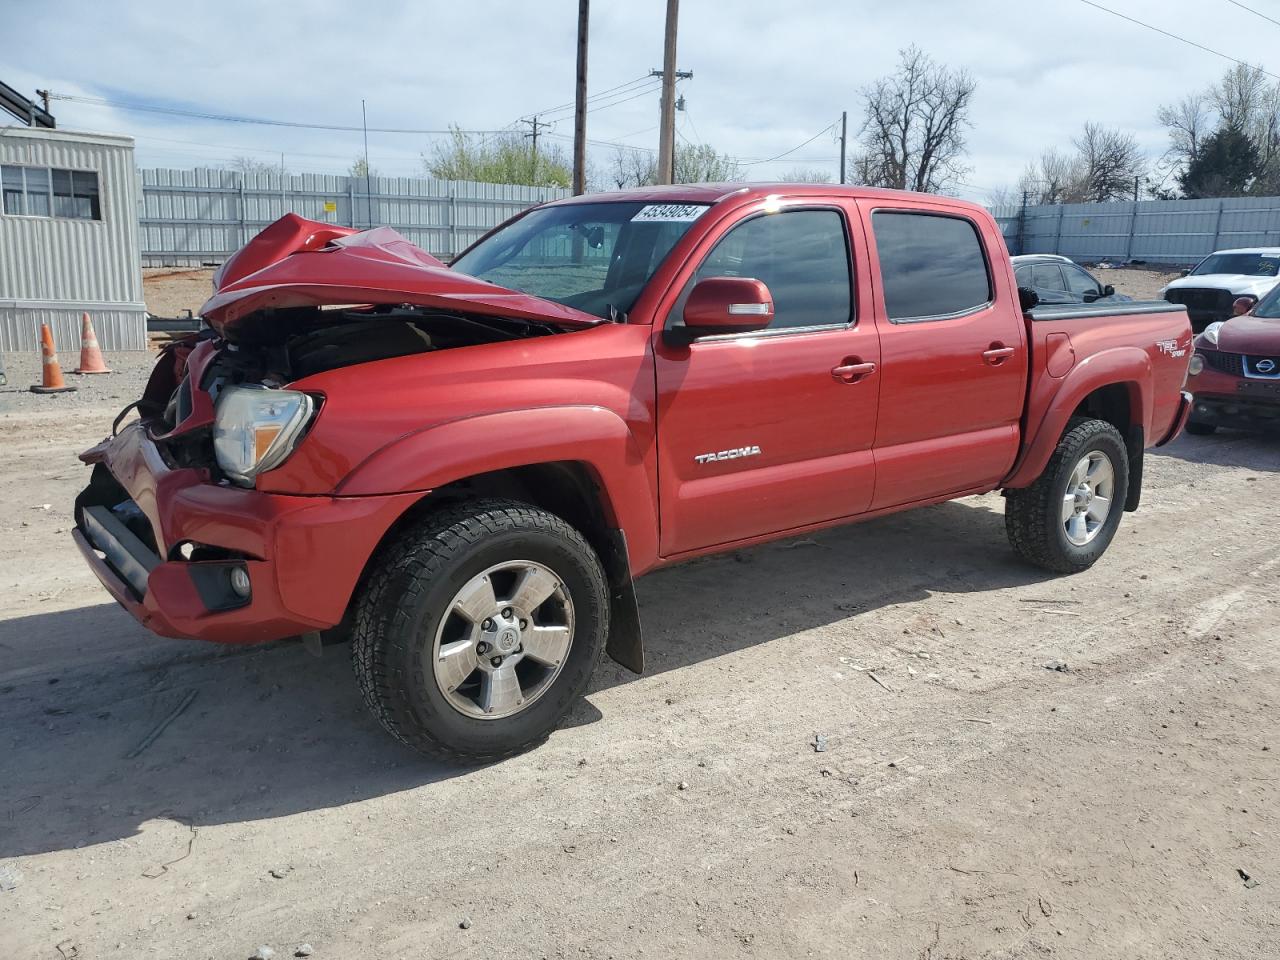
[871,212,992,321]
[1031,263,1067,291]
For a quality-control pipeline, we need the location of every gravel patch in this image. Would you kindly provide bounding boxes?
[0,351,157,417]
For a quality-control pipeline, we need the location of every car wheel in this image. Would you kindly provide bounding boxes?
[1184,420,1217,435]
[1005,418,1129,574]
[352,499,609,762]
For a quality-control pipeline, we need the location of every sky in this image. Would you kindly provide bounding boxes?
[3,0,1273,205]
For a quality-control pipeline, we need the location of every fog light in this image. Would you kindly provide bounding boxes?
[229,566,252,598]
[1188,354,1205,376]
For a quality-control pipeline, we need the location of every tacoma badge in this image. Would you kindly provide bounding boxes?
[694,445,762,465]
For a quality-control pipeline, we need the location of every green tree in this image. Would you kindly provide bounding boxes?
[349,156,378,179]
[1179,124,1260,198]
[424,125,571,188]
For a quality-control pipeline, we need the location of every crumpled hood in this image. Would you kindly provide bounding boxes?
[1215,314,1280,354]
[1164,273,1280,297]
[199,213,603,336]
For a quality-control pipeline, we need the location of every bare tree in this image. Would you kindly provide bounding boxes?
[1073,123,1147,202]
[606,146,656,189]
[854,45,977,193]
[225,155,281,176]
[1157,93,1210,168]
[1017,148,1088,204]
[778,167,833,183]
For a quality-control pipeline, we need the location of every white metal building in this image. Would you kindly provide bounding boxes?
[0,126,146,351]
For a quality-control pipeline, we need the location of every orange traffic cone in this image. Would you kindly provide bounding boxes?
[30,323,77,394]
[73,312,111,374]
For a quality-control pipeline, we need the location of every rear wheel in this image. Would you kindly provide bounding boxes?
[1005,418,1129,574]
[352,500,608,762]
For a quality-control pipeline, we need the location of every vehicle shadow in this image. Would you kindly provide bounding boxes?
[0,495,1049,859]
[1155,429,1280,472]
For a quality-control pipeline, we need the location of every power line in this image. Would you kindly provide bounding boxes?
[1223,0,1280,29]
[519,74,655,122]
[740,123,838,166]
[47,92,509,135]
[1077,0,1280,81]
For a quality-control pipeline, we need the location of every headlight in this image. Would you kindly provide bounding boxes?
[1200,321,1225,347]
[212,385,315,486]
[1188,353,1205,376]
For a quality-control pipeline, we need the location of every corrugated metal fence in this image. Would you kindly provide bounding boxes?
[138,168,569,267]
[991,195,1280,264]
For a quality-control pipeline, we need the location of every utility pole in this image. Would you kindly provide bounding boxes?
[656,0,679,184]
[361,99,372,228]
[839,110,848,184]
[1018,190,1030,256]
[1133,175,1141,202]
[650,63,693,183]
[521,116,550,184]
[573,0,589,195]
[35,89,50,115]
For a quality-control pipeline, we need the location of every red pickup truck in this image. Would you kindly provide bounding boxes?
[74,185,1193,760]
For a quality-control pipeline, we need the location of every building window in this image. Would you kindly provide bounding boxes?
[1,164,101,220]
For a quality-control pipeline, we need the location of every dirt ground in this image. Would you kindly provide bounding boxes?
[2,275,1278,959]
[142,268,216,318]
[1086,264,1181,301]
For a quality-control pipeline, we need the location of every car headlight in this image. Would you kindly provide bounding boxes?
[1200,321,1225,347]
[212,385,315,486]
[1188,353,1205,376]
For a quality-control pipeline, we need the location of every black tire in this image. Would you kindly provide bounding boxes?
[1005,418,1129,574]
[1184,420,1217,436]
[352,499,609,762]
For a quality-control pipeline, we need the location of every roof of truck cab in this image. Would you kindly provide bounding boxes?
[1205,247,1280,255]
[541,182,992,213]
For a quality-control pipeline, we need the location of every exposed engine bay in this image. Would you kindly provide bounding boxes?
[140,305,563,475]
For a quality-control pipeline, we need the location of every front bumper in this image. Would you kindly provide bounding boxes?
[73,422,423,644]
[1187,365,1280,432]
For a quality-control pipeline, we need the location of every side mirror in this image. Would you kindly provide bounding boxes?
[678,277,774,339]
[1103,284,1115,297]
[1017,286,1040,312]
[1233,296,1256,316]
[1180,268,1191,277]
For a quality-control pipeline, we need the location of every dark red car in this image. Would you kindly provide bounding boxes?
[73,185,1193,760]
[1185,292,1280,433]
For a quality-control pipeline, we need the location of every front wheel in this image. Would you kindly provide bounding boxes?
[1005,418,1129,574]
[352,500,609,762]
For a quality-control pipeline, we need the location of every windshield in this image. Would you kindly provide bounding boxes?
[1192,252,1280,277]
[451,201,710,319]
[1249,282,1280,318]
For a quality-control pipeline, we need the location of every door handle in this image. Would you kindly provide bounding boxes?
[831,360,876,383]
[983,345,1016,365]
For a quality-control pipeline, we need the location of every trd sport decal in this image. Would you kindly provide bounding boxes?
[694,445,762,465]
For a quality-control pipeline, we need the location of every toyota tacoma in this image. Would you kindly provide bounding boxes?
[73,185,1194,761]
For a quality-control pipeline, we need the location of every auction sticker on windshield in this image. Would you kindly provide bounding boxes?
[631,204,708,222]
